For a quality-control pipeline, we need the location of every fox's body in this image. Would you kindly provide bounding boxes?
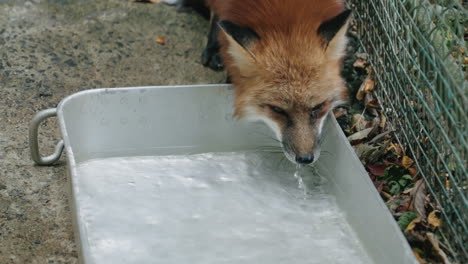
[169,0,350,164]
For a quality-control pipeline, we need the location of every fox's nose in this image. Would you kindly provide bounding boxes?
[295,154,314,165]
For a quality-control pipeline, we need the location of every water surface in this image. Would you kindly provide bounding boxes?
[76,152,372,264]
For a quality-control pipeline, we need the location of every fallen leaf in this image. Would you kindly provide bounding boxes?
[413,249,427,264]
[365,97,380,109]
[398,211,418,231]
[351,114,369,132]
[426,233,451,264]
[405,217,421,232]
[405,229,427,245]
[409,167,418,177]
[410,179,427,220]
[355,52,369,60]
[368,130,392,144]
[353,58,368,68]
[333,108,348,118]
[356,75,374,100]
[428,211,441,228]
[356,89,365,101]
[370,115,381,134]
[348,127,373,142]
[381,191,392,200]
[386,193,411,217]
[379,112,387,128]
[365,65,373,75]
[353,143,382,165]
[387,142,404,157]
[367,164,387,177]
[364,80,375,93]
[402,156,414,169]
[155,36,166,45]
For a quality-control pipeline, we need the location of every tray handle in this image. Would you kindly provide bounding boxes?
[29,108,64,166]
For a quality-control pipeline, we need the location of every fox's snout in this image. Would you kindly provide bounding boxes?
[282,131,321,165]
[278,112,326,165]
[243,103,328,166]
[295,154,315,165]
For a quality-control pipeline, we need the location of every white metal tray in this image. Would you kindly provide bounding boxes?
[29,85,417,264]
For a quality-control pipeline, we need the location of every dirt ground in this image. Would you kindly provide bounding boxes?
[0,0,224,263]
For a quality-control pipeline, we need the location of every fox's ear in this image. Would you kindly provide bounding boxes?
[218,20,259,53]
[218,20,259,73]
[317,9,352,59]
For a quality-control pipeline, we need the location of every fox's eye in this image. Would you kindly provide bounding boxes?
[311,103,324,113]
[267,105,288,116]
[310,103,325,119]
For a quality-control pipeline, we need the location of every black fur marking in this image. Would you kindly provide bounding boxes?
[202,14,224,71]
[218,20,259,50]
[317,9,352,46]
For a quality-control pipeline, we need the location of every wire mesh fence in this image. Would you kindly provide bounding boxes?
[350,0,467,262]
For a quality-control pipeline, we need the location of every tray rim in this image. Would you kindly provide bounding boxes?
[54,84,417,264]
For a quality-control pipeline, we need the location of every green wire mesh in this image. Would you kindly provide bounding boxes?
[350,0,467,262]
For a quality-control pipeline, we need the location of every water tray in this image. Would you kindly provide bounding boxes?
[30,84,417,264]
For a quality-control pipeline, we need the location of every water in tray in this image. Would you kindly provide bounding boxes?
[76,151,372,264]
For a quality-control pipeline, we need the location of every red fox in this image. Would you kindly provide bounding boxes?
[167,0,351,165]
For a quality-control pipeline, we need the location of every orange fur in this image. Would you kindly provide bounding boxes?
[206,0,350,164]
[207,0,348,116]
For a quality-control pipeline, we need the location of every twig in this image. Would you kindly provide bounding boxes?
[368,130,393,144]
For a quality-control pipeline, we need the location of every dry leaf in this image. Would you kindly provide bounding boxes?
[419,137,429,143]
[413,250,427,264]
[348,127,373,143]
[155,36,166,45]
[386,194,411,217]
[367,164,387,177]
[370,116,381,133]
[353,58,368,68]
[381,191,392,200]
[402,156,414,169]
[426,233,451,264]
[410,179,427,220]
[406,229,427,244]
[351,114,369,132]
[379,112,387,128]
[428,211,441,228]
[364,80,375,93]
[409,167,418,177]
[356,75,374,100]
[387,142,404,157]
[356,88,365,101]
[365,93,379,108]
[333,108,348,118]
[353,143,383,165]
[405,217,421,232]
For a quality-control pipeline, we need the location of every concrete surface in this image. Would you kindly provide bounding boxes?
[0,0,224,262]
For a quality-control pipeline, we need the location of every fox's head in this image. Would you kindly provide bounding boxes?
[219,9,351,165]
